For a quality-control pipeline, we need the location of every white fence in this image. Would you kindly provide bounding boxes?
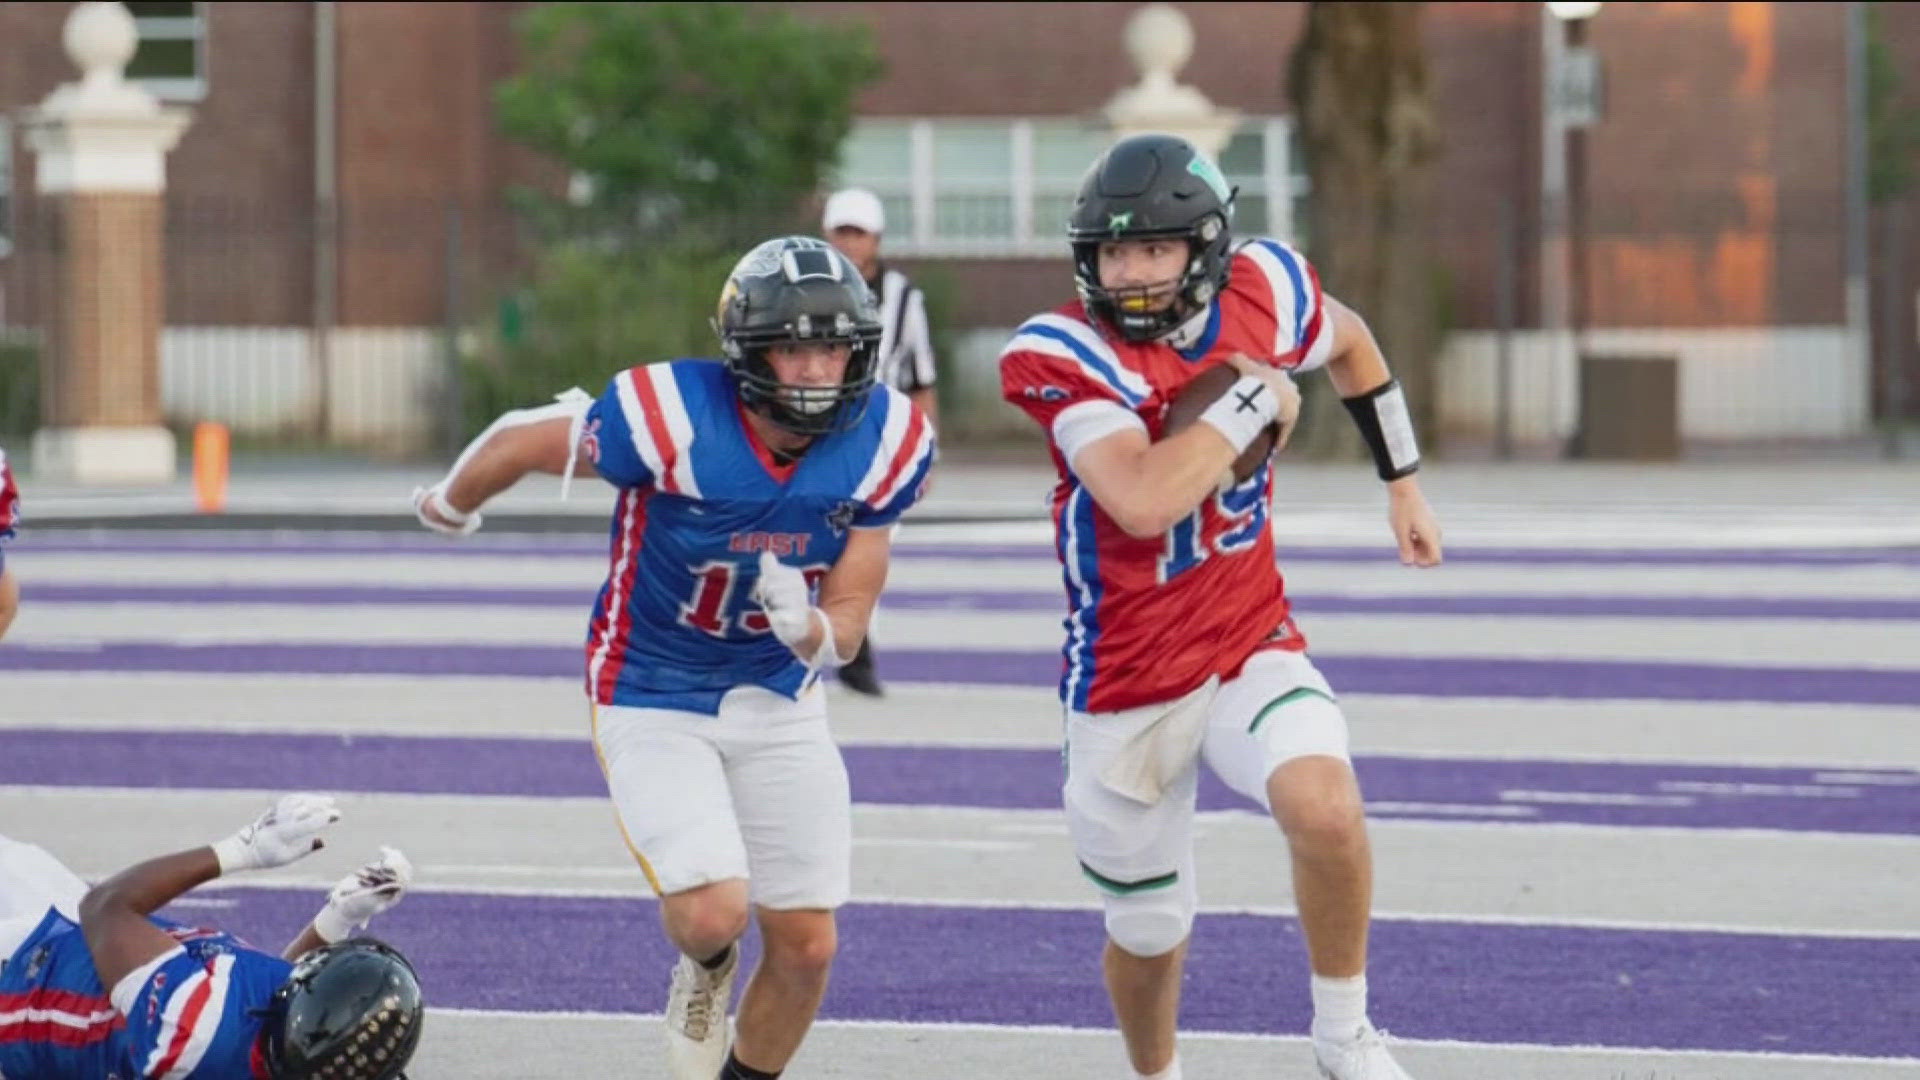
[940,324,1877,448]
[1434,326,1868,443]
[159,326,443,451]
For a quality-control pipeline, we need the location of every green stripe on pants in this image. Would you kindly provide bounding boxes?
[1247,686,1337,735]
[1080,862,1179,894]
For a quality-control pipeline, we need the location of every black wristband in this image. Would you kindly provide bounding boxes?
[1340,379,1421,482]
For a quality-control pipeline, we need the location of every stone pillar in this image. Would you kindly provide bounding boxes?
[1103,3,1240,159]
[23,1,190,482]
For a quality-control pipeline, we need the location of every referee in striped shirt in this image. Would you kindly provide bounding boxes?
[823,187,939,696]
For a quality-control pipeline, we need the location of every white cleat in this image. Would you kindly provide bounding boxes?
[1314,1022,1415,1080]
[664,947,738,1080]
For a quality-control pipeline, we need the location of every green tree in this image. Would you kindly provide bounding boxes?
[468,2,882,427]
[496,1,881,240]
[1286,1,1444,458]
[1867,2,1920,204]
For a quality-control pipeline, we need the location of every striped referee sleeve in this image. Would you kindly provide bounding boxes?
[896,284,938,392]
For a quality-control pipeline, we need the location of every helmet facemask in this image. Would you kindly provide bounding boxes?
[716,238,886,437]
[1064,134,1239,343]
[726,316,882,437]
[1072,212,1231,343]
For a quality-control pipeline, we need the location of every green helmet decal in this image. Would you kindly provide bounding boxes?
[1107,210,1134,233]
[1186,153,1231,203]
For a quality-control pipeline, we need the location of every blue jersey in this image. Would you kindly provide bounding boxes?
[578,360,936,713]
[0,907,290,1079]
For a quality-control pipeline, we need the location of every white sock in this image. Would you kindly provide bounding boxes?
[1134,1055,1181,1080]
[1310,972,1369,1043]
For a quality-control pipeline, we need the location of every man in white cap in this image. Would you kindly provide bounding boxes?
[822,187,939,697]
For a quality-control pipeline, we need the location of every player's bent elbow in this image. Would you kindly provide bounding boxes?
[1079,478,1178,539]
[1078,445,1193,540]
[1105,496,1180,541]
[1112,514,1167,541]
[76,880,121,928]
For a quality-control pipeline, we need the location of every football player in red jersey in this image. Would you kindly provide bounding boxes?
[0,446,20,641]
[998,133,1442,1080]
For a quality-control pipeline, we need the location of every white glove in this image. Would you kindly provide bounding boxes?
[212,793,341,875]
[312,846,414,943]
[753,551,822,654]
[412,483,482,537]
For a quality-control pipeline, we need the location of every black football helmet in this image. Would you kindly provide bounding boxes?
[714,236,884,436]
[1067,133,1237,342]
[261,937,424,1080]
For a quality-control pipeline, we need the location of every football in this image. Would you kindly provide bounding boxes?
[1162,363,1280,484]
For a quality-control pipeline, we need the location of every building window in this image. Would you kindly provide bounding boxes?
[834,121,915,244]
[1029,121,1117,245]
[833,116,1306,258]
[126,1,207,102]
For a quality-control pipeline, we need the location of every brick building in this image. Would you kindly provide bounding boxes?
[1,1,1914,449]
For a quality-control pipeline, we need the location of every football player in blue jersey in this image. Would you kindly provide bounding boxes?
[0,793,422,1079]
[411,235,937,1080]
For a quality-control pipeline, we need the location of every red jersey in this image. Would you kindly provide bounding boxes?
[999,238,1334,714]
[0,446,17,543]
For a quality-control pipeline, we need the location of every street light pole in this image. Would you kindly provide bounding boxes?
[1841,1,1878,457]
[1547,1,1603,457]
[1565,14,1590,364]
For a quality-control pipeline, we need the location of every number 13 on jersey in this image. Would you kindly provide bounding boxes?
[680,560,830,637]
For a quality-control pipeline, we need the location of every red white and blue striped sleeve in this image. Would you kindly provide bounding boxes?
[999,315,1150,470]
[851,389,937,528]
[120,944,289,1080]
[586,364,703,496]
[1236,238,1334,372]
[0,985,124,1054]
[125,951,236,1079]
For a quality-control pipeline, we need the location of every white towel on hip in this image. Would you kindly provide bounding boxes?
[1098,676,1220,805]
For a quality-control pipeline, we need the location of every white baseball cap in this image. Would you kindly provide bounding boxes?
[822,187,886,235]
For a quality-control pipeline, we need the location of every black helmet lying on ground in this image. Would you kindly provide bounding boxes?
[263,937,425,1080]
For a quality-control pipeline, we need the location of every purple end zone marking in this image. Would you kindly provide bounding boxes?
[15,530,1920,566]
[25,582,594,606]
[898,542,1920,568]
[9,729,1915,834]
[21,581,1920,621]
[1,641,1916,707]
[173,886,1920,1057]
